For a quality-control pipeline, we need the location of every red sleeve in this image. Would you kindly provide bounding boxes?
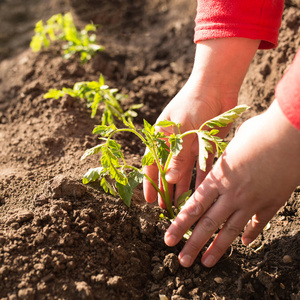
[194,0,284,49]
[276,50,300,131]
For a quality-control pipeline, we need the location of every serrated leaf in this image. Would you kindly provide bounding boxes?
[156,120,177,128]
[169,134,183,156]
[156,139,169,165]
[209,129,219,136]
[101,147,127,185]
[143,119,155,135]
[107,139,123,159]
[82,167,103,184]
[142,150,155,167]
[44,89,65,99]
[93,124,116,136]
[115,170,143,207]
[205,105,249,129]
[198,133,213,172]
[100,177,116,196]
[81,144,103,160]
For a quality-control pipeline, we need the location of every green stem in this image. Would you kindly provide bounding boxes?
[108,128,147,144]
[160,172,174,218]
[163,152,173,173]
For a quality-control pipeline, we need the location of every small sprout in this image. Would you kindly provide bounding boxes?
[81,105,249,223]
[44,74,142,123]
[30,12,104,63]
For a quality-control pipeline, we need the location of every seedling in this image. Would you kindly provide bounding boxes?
[30,12,104,62]
[44,74,142,123]
[81,105,249,219]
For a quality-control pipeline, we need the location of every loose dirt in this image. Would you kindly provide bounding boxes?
[0,0,299,299]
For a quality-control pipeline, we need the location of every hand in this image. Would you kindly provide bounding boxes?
[164,99,300,268]
[143,38,260,207]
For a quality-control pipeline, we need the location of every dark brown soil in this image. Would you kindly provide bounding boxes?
[0,0,299,299]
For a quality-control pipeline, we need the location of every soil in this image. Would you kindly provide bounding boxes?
[0,0,299,299]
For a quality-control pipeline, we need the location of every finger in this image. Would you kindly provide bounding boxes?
[143,164,159,203]
[164,173,219,247]
[195,152,215,188]
[200,210,250,268]
[242,208,277,246]
[177,197,235,268]
[173,166,193,207]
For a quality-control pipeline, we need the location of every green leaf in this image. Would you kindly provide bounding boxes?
[143,119,155,135]
[156,139,169,165]
[129,103,143,110]
[101,147,127,185]
[44,89,65,99]
[107,139,123,159]
[198,133,213,172]
[93,124,116,136]
[122,118,135,130]
[116,182,132,207]
[82,167,103,184]
[81,144,103,160]
[156,120,177,128]
[204,105,249,129]
[177,190,192,210]
[142,150,155,167]
[100,177,116,196]
[209,129,219,136]
[169,134,183,156]
[116,170,143,207]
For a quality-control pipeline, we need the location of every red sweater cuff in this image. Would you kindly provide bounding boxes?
[276,50,300,131]
[194,0,284,49]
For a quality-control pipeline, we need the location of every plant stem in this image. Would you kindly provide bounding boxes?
[160,172,174,218]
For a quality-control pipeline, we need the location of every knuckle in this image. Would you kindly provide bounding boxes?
[186,239,201,254]
[200,216,218,233]
[183,198,205,218]
[223,221,242,237]
[210,242,227,258]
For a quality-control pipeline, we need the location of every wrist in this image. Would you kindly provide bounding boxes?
[189,38,259,112]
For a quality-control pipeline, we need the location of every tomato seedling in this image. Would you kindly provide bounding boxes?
[44,74,142,123]
[81,105,249,219]
[30,12,104,63]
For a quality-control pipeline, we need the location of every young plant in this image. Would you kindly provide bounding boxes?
[81,105,249,219]
[44,74,142,124]
[30,12,104,62]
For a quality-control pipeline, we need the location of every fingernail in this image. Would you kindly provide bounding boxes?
[202,255,216,268]
[165,169,180,183]
[179,254,192,267]
[243,238,253,246]
[164,232,177,246]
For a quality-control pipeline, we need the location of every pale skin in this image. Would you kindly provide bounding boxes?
[143,38,300,268]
